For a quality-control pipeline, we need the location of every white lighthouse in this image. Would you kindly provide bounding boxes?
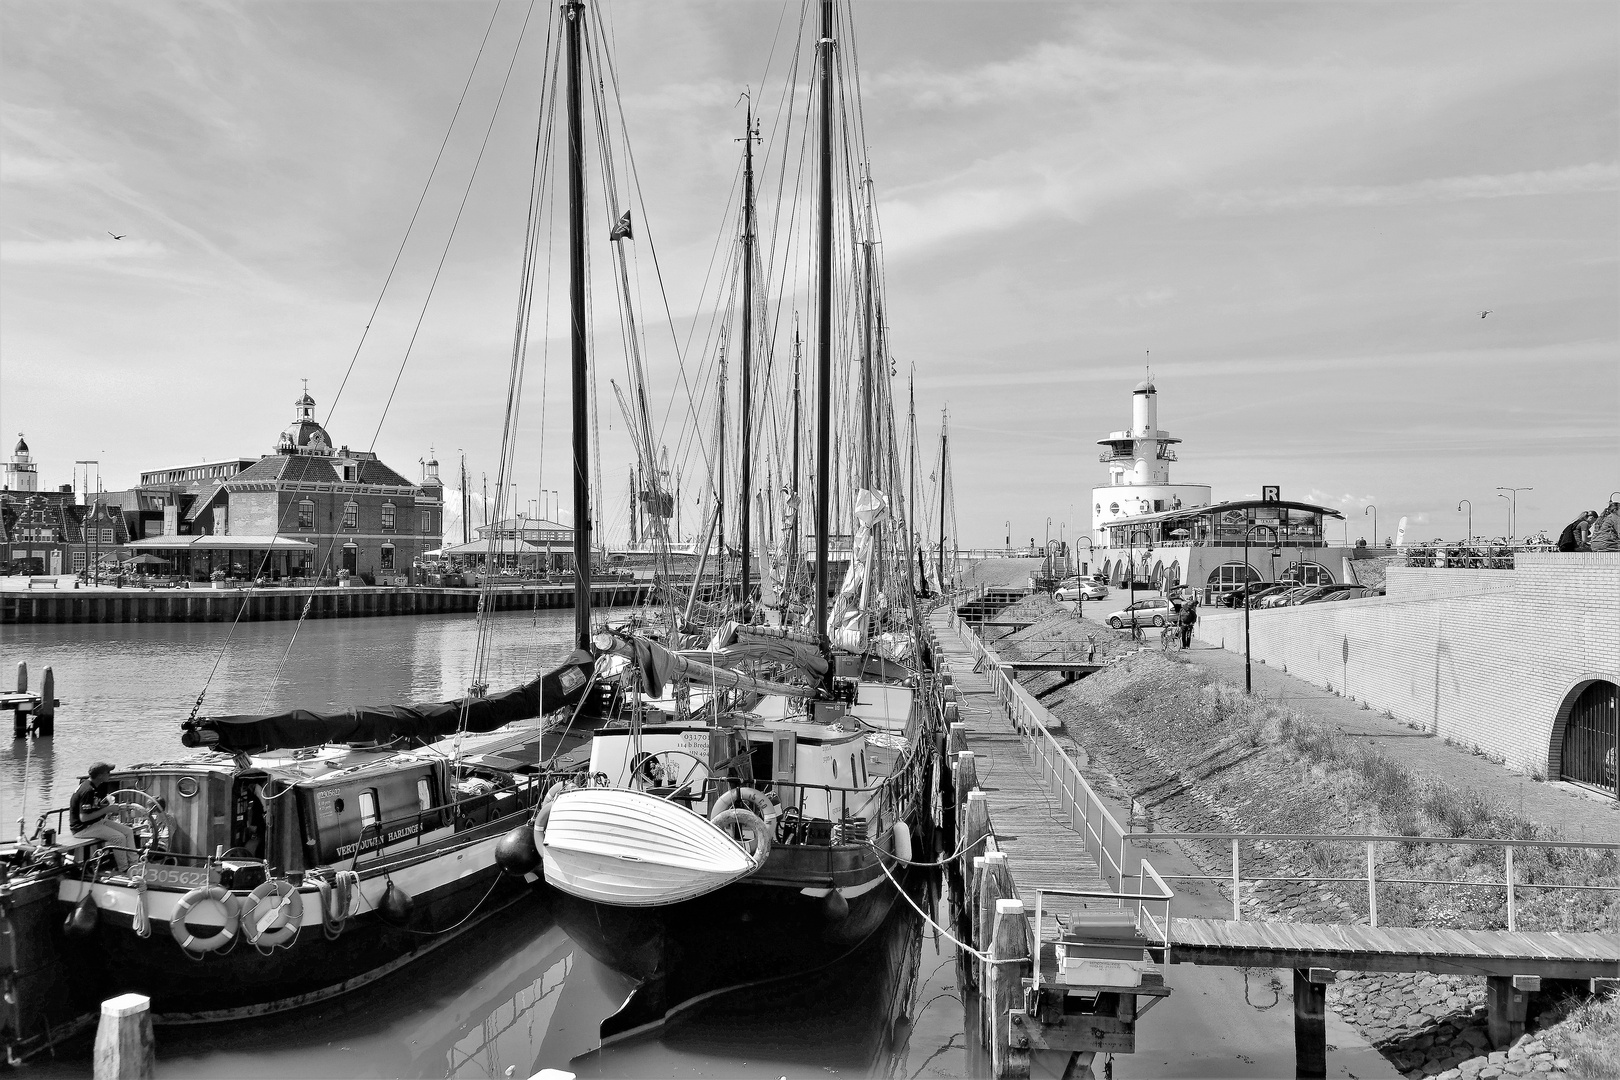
[1091,380,1211,547]
[2,434,39,493]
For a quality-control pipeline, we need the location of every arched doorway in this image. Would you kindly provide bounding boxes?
[1151,560,1165,590]
[1559,680,1619,796]
[1166,560,1182,589]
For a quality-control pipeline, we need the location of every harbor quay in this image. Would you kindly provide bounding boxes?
[0,580,655,624]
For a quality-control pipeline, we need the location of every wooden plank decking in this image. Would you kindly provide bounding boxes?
[930,608,1114,939]
[1168,917,1620,980]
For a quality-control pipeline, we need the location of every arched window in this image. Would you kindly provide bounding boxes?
[1280,561,1335,586]
[1151,560,1165,589]
[1206,562,1260,588]
[1560,681,1619,795]
[1166,560,1182,589]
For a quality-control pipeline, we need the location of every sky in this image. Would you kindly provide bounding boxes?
[3,0,1616,548]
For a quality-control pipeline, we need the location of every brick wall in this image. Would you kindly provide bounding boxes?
[1193,553,1620,778]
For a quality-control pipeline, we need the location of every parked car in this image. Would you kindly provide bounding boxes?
[1258,586,1314,608]
[1055,579,1108,601]
[1104,597,1174,629]
[1233,583,1293,608]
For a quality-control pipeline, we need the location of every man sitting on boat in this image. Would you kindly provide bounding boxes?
[69,762,135,871]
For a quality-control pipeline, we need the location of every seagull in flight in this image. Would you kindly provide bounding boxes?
[1479,310,1491,318]
[108,232,126,240]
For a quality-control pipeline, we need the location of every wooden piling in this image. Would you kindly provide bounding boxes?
[989,897,1032,1080]
[93,993,154,1080]
[1486,975,1531,1048]
[1293,968,1333,1079]
[947,721,967,755]
[955,750,978,821]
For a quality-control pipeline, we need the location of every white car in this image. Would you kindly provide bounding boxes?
[1104,598,1174,629]
[1055,580,1108,601]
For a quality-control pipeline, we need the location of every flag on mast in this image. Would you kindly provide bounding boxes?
[609,211,633,241]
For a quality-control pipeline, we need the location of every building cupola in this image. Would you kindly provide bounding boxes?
[280,381,334,456]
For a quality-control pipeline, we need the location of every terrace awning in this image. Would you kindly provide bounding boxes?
[125,535,316,551]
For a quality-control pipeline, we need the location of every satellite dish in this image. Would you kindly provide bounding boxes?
[1396,516,1408,546]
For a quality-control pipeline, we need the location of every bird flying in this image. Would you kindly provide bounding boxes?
[1479,310,1491,318]
[108,232,125,240]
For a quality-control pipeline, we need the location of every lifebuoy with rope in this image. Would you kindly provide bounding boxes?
[242,879,304,948]
[170,885,240,954]
[711,808,771,865]
[710,786,772,822]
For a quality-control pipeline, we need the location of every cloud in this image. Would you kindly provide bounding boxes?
[1,238,167,265]
[1194,163,1620,216]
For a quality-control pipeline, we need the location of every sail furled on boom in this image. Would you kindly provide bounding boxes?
[593,631,814,700]
[826,488,888,653]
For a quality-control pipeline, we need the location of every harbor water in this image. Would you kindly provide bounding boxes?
[3,609,973,1078]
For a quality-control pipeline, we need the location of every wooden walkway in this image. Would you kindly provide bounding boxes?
[930,608,1113,938]
[1170,917,1620,980]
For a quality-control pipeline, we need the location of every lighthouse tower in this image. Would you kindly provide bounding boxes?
[1091,380,1211,547]
[3,434,39,492]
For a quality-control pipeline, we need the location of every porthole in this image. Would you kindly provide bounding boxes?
[334,797,346,814]
[1109,502,1120,514]
[177,776,199,799]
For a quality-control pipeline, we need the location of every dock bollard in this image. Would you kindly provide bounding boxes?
[954,752,978,834]
[37,666,55,737]
[93,993,154,1080]
[12,661,25,739]
[989,897,1032,1080]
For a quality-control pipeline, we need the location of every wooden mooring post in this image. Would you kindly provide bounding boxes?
[93,993,154,1080]
[989,897,1032,1080]
[1293,968,1334,1079]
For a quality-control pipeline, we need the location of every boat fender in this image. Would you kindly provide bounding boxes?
[710,786,772,823]
[379,881,415,924]
[821,888,849,922]
[892,821,912,864]
[242,880,303,948]
[710,808,772,866]
[497,824,543,877]
[64,891,98,937]
[170,885,240,954]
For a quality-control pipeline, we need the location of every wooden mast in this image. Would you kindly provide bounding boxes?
[813,0,835,677]
[565,0,592,651]
[739,101,757,609]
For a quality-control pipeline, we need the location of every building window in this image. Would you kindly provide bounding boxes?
[1109,502,1120,514]
[1206,562,1261,588]
[342,501,358,530]
[298,500,314,531]
[101,528,115,544]
[72,551,86,571]
[381,503,395,532]
[380,544,395,570]
[343,464,357,482]
[1280,562,1334,586]
[419,510,431,533]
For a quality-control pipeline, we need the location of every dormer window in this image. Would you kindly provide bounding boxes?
[342,464,357,482]
[342,501,358,530]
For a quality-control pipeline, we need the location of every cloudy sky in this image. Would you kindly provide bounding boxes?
[3,0,1615,548]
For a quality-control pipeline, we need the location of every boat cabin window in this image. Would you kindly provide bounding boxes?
[831,759,838,780]
[416,778,434,812]
[359,789,379,831]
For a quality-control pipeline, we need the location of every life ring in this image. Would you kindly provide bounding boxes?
[711,786,772,822]
[170,885,240,954]
[711,808,771,865]
[241,880,303,948]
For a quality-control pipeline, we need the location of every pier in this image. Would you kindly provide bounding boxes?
[0,581,655,624]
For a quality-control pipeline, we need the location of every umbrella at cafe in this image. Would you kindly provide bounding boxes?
[126,554,172,567]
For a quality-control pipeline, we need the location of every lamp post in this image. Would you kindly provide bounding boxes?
[1364,504,1376,550]
[1495,487,1531,540]
[1005,520,1010,553]
[1457,499,1471,541]
[1127,527,1153,638]
[1073,537,1094,619]
[1243,522,1280,694]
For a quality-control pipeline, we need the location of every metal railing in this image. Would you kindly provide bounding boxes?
[1029,865,1175,995]
[1131,831,1620,932]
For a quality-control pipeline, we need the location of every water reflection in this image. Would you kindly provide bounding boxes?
[6,610,973,1079]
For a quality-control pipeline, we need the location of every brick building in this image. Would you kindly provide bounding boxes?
[0,435,132,575]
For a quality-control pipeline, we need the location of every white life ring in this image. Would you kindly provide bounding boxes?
[242,880,304,948]
[170,885,240,954]
[711,808,772,865]
[711,786,772,822]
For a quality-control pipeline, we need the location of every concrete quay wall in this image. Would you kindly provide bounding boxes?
[1192,552,1620,779]
[0,582,653,624]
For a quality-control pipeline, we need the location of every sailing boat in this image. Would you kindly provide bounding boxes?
[531,0,944,1029]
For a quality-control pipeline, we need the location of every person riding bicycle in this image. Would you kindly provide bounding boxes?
[1179,598,1198,649]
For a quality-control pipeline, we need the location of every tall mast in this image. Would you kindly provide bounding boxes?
[937,412,947,590]
[716,339,727,593]
[565,0,592,651]
[813,0,835,673]
[908,373,918,591]
[739,102,757,608]
[860,173,874,487]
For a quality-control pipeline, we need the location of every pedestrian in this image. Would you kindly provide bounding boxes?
[1588,504,1620,553]
[1179,597,1198,649]
[69,762,135,872]
[1556,511,1596,552]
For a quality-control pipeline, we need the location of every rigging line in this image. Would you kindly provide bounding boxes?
[325,0,507,431]
[367,0,541,453]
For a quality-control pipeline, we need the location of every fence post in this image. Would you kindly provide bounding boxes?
[1231,839,1242,921]
[1505,847,1516,933]
[990,898,1032,1080]
[1366,842,1378,928]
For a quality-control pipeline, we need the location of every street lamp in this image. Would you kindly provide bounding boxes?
[1005,520,1011,552]
[1495,487,1531,540]
[1243,523,1281,694]
[1045,517,1053,589]
[1073,537,1095,619]
[1457,499,1471,541]
[1364,504,1376,550]
[1497,493,1512,538]
[1127,527,1153,638]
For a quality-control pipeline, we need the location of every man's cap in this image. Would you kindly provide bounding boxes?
[86,761,115,776]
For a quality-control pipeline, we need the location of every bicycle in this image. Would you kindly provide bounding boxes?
[1160,623,1181,651]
